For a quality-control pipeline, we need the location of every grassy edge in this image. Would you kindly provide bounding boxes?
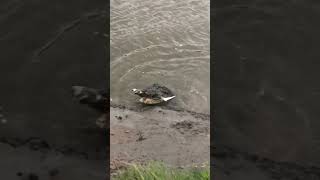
[112,161,210,180]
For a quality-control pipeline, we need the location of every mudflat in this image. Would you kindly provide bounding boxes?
[110,104,210,173]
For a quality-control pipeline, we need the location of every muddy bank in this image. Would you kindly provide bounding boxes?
[0,0,108,179]
[110,104,210,173]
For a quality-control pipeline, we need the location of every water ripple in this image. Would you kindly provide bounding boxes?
[111,0,210,113]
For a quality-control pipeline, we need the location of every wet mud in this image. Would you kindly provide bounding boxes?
[110,104,210,174]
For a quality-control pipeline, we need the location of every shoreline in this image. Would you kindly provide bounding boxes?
[109,103,210,172]
[110,102,210,120]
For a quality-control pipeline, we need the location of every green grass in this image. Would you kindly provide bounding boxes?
[112,161,210,180]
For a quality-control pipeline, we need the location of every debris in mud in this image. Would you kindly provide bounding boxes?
[171,121,194,130]
[115,115,122,120]
[136,131,146,141]
[111,104,127,109]
[171,120,209,135]
[185,110,210,120]
[158,110,165,114]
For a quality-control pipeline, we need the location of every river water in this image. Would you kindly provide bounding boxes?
[110,0,210,113]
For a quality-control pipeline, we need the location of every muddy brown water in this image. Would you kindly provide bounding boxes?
[110,0,210,114]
